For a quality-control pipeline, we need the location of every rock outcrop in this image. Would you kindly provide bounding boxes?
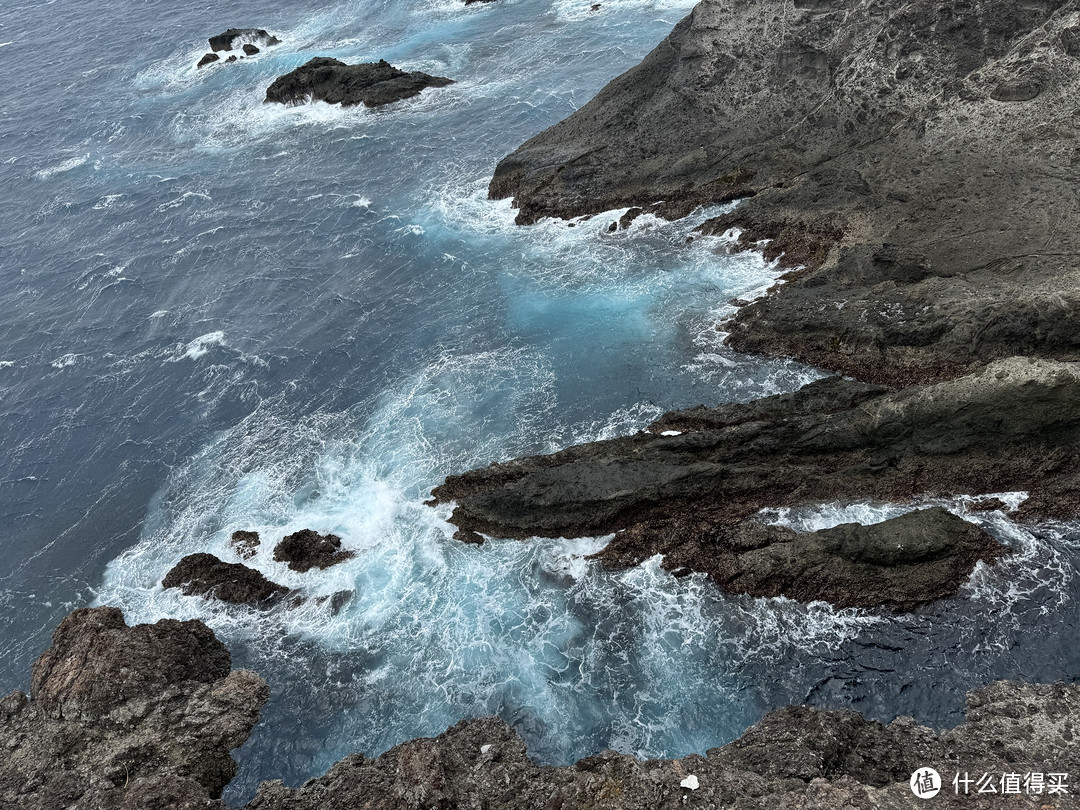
[489,0,1080,385]
[273,529,355,573]
[197,28,280,69]
[0,607,268,809]
[432,357,1080,608]
[162,552,289,606]
[264,58,454,108]
[246,680,1080,809]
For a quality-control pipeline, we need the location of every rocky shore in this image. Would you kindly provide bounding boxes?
[264,59,454,108]
[489,0,1080,385]
[4,608,1078,808]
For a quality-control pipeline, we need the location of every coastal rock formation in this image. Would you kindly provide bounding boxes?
[432,357,1080,607]
[273,529,355,572]
[162,552,289,605]
[232,529,261,559]
[489,0,1080,384]
[246,680,1080,809]
[0,607,268,809]
[208,28,281,52]
[197,28,280,69]
[264,58,454,108]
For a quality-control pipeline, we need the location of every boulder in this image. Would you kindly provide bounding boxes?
[208,28,281,53]
[264,58,454,108]
[163,552,289,605]
[273,529,355,572]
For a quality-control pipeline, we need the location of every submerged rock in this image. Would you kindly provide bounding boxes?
[264,58,454,108]
[245,680,1080,809]
[489,0,1080,385]
[0,607,267,809]
[208,28,281,52]
[163,552,289,605]
[198,28,279,68]
[231,529,261,559]
[432,358,1080,609]
[273,529,355,572]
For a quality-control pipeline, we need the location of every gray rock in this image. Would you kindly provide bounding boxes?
[432,358,1079,608]
[489,0,1080,385]
[0,607,268,809]
[264,58,454,108]
[245,680,1080,809]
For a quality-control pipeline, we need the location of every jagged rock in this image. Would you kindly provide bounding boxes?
[231,529,261,559]
[273,529,355,572]
[0,607,268,809]
[264,58,454,108]
[489,0,1080,385]
[197,52,220,68]
[243,43,260,56]
[244,680,1080,809]
[162,553,289,605]
[432,358,1080,608]
[208,28,281,53]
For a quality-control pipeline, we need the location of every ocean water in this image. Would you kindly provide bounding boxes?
[1,0,1079,803]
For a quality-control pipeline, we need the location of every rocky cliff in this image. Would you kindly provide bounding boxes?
[490,0,1080,384]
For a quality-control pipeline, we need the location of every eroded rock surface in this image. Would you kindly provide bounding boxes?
[264,58,454,108]
[246,680,1080,809]
[490,0,1080,384]
[273,529,355,572]
[162,552,289,605]
[432,358,1080,607]
[0,607,268,809]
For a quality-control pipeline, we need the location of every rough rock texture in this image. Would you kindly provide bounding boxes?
[273,529,355,572]
[706,506,1006,611]
[264,58,454,108]
[432,357,1080,606]
[489,0,1080,384]
[0,607,268,809]
[231,529,261,559]
[208,28,281,53]
[162,552,289,605]
[246,680,1080,809]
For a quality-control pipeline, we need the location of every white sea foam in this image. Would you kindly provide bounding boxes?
[35,154,89,180]
[173,331,226,360]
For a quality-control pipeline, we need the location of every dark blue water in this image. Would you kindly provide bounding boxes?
[2,0,1079,804]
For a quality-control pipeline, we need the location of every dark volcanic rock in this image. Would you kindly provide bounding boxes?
[231,529,261,559]
[432,358,1080,607]
[0,607,267,809]
[243,43,261,56]
[714,507,1006,611]
[489,0,1080,384]
[245,680,1080,809]
[197,52,220,68]
[163,552,289,605]
[208,28,281,53]
[273,529,356,572]
[264,58,454,108]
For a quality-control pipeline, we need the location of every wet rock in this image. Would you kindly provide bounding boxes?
[208,28,281,53]
[197,52,220,68]
[231,529,261,559]
[273,529,356,572]
[163,552,289,605]
[488,0,1080,385]
[264,58,454,108]
[243,43,261,56]
[244,681,1080,809]
[0,607,267,809]
[714,508,1006,611]
[432,358,1080,608]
